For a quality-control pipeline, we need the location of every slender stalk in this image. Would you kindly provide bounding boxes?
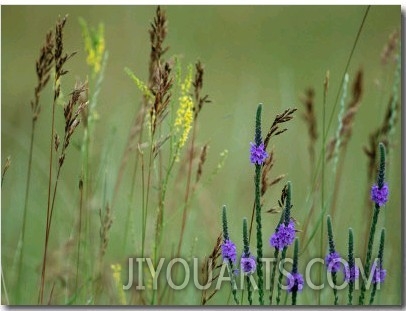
[220,206,239,305]
[291,238,299,305]
[369,229,385,305]
[39,16,72,303]
[253,104,265,305]
[140,148,146,259]
[242,218,253,305]
[276,246,287,305]
[326,216,339,305]
[39,81,57,304]
[359,143,386,305]
[142,135,154,261]
[177,124,197,256]
[330,145,348,219]
[271,187,290,305]
[348,228,354,305]
[75,177,84,296]
[268,248,279,304]
[299,6,370,255]
[15,121,35,303]
[359,206,380,304]
[151,140,178,305]
[318,70,328,305]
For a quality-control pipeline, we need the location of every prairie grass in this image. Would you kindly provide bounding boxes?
[1,5,401,306]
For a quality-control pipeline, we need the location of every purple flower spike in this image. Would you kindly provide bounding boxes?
[221,239,237,263]
[286,272,304,293]
[270,220,296,250]
[241,256,256,275]
[250,142,268,165]
[344,265,360,282]
[325,252,342,273]
[371,183,389,207]
[371,262,387,284]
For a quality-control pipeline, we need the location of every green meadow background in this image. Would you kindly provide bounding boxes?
[1,5,401,305]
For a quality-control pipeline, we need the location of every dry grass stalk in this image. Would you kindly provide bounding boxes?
[326,69,363,161]
[40,15,76,304]
[63,84,88,143]
[18,28,54,305]
[99,204,113,260]
[300,87,318,170]
[32,31,54,121]
[193,61,211,120]
[148,6,169,83]
[45,82,88,282]
[75,176,84,292]
[196,144,208,183]
[150,61,173,135]
[363,95,399,182]
[261,147,285,197]
[148,6,171,135]
[381,29,399,66]
[113,6,169,204]
[263,108,297,150]
[266,183,288,214]
[201,233,222,305]
[301,88,318,142]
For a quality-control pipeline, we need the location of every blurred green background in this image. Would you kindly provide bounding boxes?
[1,5,401,305]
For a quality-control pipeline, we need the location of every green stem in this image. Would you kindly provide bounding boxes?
[369,229,385,305]
[359,206,380,304]
[246,276,252,305]
[15,120,36,303]
[348,228,354,305]
[255,164,264,305]
[291,238,299,305]
[39,79,57,304]
[326,216,339,305]
[269,248,279,305]
[75,177,84,299]
[276,247,287,305]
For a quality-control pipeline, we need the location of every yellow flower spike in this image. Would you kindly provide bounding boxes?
[125,67,153,100]
[174,64,194,150]
[79,18,105,76]
[110,264,126,305]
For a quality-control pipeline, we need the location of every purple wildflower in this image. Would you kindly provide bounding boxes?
[325,252,342,273]
[270,220,296,250]
[371,262,387,284]
[370,183,389,207]
[250,142,268,165]
[221,239,237,263]
[344,264,360,282]
[240,255,256,275]
[286,272,304,293]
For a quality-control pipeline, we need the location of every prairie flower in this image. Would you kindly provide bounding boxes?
[371,183,389,207]
[241,255,256,275]
[174,64,194,148]
[286,272,304,293]
[325,251,342,273]
[80,18,105,75]
[221,239,237,263]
